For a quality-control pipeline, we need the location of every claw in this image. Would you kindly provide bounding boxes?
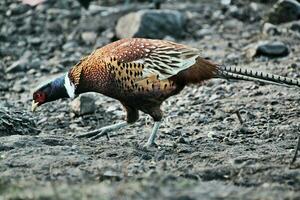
[105,132,110,141]
[76,122,128,140]
[141,141,158,152]
[90,130,109,140]
[76,130,101,138]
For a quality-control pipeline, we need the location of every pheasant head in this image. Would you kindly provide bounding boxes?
[31,55,87,112]
[31,73,76,112]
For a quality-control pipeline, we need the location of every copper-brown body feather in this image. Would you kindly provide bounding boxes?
[69,38,219,122]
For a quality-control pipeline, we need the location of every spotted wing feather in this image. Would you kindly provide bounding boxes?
[140,44,200,80]
[100,38,200,81]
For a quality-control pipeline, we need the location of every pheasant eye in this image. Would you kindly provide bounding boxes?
[35,92,46,102]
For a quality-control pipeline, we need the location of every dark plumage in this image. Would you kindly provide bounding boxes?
[32,76,68,108]
[32,38,300,147]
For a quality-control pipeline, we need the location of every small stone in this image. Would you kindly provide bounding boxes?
[12,81,25,93]
[256,41,289,57]
[81,31,97,45]
[290,63,298,69]
[62,42,78,51]
[116,9,186,39]
[0,82,9,91]
[262,23,280,36]
[70,93,96,116]
[30,58,41,69]
[100,170,122,181]
[27,37,42,46]
[9,3,30,15]
[176,136,189,144]
[266,0,300,24]
[195,28,213,39]
[290,21,300,32]
[11,77,28,93]
[141,154,152,160]
[247,41,289,58]
[226,53,240,64]
[46,21,63,34]
[176,147,192,153]
[221,0,231,6]
[207,131,217,139]
[229,3,260,22]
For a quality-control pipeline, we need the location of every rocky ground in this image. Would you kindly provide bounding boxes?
[1,0,300,199]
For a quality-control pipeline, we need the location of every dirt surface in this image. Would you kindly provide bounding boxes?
[1,0,300,199]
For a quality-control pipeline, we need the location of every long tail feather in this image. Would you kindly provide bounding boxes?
[216,65,300,87]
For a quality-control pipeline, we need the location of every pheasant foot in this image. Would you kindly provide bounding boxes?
[76,122,127,140]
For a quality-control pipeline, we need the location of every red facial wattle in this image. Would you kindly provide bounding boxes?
[34,92,46,105]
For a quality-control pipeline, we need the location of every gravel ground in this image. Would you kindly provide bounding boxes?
[0,0,300,199]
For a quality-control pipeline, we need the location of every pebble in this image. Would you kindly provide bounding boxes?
[290,21,300,32]
[81,31,97,45]
[46,21,63,34]
[256,41,289,57]
[27,37,42,46]
[30,58,42,69]
[101,170,122,181]
[8,3,30,15]
[247,41,289,58]
[176,136,189,144]
[62,42,78,51]
[12,81,25,93]
[262,23,280,36]
[177,147,192,153]
[221,0,231,6]
[0,82,9,91]
[195,28,214,39]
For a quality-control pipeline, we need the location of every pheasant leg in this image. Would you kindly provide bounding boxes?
[144,121,161,147]
[76,121,127,140]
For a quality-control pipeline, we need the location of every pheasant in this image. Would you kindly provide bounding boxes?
[32,38,300,147]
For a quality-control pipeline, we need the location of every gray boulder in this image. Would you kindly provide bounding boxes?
[116,9,186,39]
[266,0,300,24]
[70,93,96,116]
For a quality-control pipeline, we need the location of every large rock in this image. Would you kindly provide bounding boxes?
[70,93,96,116]
[266,0,300,24]
[116,9,186,39]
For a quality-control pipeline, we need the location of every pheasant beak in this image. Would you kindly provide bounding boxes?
[31,100,39,112]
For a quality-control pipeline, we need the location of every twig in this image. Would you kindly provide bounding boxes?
[290,135,300,165]
[235,110,244,125]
